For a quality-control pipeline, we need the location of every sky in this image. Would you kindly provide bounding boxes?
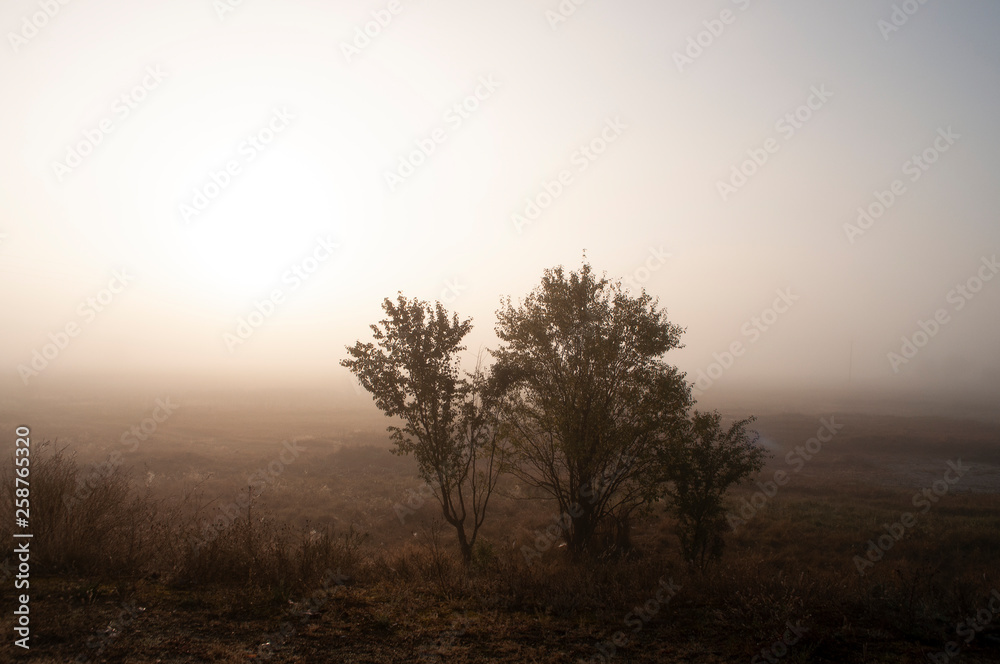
[1,0,998,414]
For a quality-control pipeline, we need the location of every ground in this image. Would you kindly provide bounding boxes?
[1,403,999,663]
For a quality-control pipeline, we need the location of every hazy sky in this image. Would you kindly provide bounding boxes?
[2,0,998,410]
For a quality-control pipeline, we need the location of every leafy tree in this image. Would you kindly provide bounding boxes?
[661,411,768,570]
[341,294,503,564]
[491,261,692,557]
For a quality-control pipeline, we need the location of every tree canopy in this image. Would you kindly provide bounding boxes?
[491,262,692,555]
[341,294,502,563]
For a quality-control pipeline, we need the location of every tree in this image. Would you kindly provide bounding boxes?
[491,261,692,557]
[660,411,768,570]
[341,294,503,564]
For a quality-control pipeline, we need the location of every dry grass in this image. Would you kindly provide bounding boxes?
[1,414,999,662]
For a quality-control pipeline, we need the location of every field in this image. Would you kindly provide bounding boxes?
[1,393,999,663]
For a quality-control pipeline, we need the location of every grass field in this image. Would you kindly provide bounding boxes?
[1,402,999,663]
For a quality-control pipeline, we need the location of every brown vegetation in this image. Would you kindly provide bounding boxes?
[1,413,999,662]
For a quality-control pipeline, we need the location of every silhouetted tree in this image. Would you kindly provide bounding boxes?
[341,294,503,564]
[492,261,692,557]
[661,411,767,570]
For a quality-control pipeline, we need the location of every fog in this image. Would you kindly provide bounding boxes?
[2,0,999,418]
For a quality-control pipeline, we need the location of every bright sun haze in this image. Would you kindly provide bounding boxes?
[0,0,998,417]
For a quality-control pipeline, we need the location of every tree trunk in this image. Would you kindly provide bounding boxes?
[569,505,596,559]
[613,514,631,554]
[455,524,473,565]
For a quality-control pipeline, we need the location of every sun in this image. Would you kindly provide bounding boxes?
[178,146,361,299]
